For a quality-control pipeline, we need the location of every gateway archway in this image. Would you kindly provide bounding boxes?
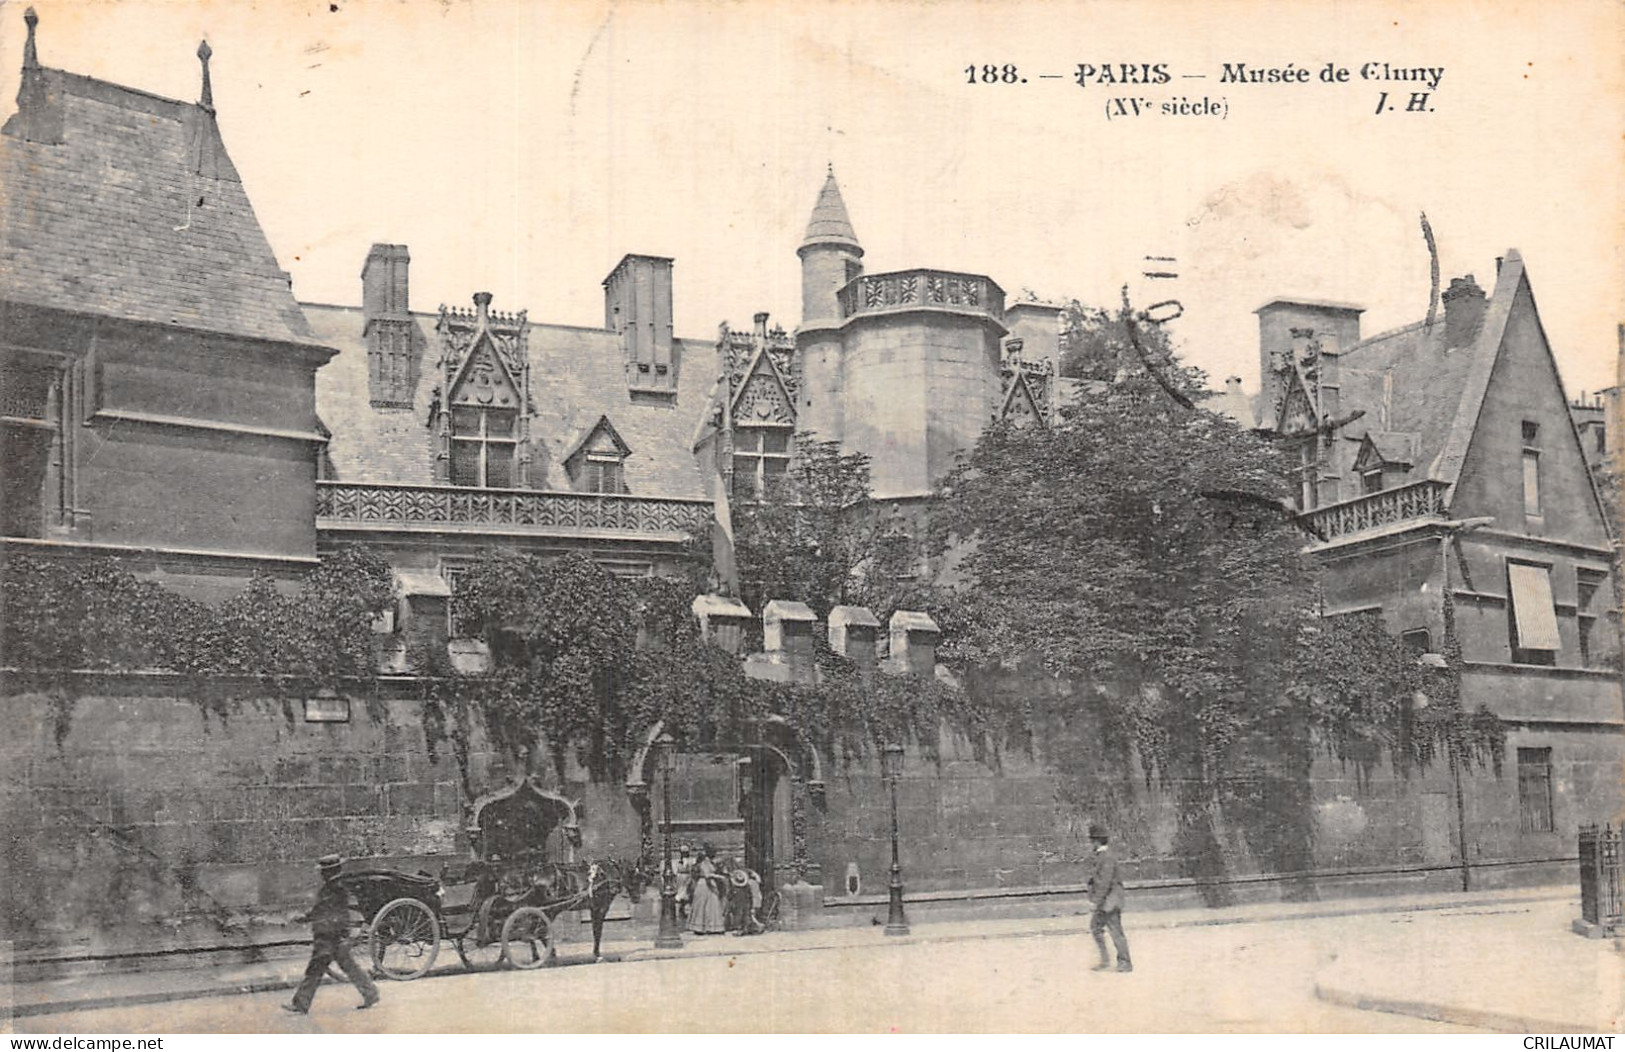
[626,718,825,888]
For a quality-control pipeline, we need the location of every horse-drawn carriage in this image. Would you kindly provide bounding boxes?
[331,780,649,980]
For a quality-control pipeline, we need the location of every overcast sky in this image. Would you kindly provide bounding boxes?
[3,0,1620,394]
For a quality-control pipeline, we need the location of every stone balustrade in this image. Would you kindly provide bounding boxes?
[316,481,712,541]
[1303,479,1450,540]
[837,268,1005,324]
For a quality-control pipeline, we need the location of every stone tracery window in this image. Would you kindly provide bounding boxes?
[733,426,791,501]
[449,405,518,488]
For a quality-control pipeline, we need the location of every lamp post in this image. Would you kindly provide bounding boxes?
[881,742,909,936]
[654,731,683,949]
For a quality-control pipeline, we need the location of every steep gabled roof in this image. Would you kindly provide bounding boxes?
[0,53,319,348]
[561,413,632,463]
[1428,251,1527,494]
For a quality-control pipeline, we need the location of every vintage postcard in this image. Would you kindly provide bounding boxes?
[1,0,1621,1037]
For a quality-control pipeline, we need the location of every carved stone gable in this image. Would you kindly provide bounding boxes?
[999,345,1052,427]
[732,352,796,425]
[1000,372,1044,428]
[449,335,520,409]
[718,315,798,418]
[1278,374,1318,434]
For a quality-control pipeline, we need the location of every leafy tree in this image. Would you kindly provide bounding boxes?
[732,433,921,619]
[929,301,1476,896]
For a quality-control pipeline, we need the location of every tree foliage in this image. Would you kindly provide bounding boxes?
[929,299,1499,890]
[1,547,393,682]
[434,549,975,785]
[732,433,921,619]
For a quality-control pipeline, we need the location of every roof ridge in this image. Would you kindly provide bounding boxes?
[43,66,195,120]
[1344,318,1430,353]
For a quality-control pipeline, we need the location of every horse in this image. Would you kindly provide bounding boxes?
[520,855,655,962]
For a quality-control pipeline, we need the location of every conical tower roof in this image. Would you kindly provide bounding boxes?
[801,168,863,256]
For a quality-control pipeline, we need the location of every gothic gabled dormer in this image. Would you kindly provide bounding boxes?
[998,338,1053,428]
[431,292,532,488]
[1352,431,1419,494]
[729,339,797,428]
[562,414,632,494]
[711,313,797,501]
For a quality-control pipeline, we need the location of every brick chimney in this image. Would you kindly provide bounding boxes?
[1442,275,1487,349]
[604,254,676,396]
[1255,300,1363,429]
[362,244,417,408]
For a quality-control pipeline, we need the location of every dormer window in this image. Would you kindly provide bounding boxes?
[1352,431,1418,501]
[734,425,792,501]
[563,414,632,495]
[582,454,626,494]
[433,293,532,490]
[450,406,517,488]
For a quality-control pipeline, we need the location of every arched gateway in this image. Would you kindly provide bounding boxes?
[625,717,826,888]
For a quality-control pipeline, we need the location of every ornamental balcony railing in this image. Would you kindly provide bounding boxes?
[316,482,712,541]
[837,269,1005,324]
[1303,479,1450,540]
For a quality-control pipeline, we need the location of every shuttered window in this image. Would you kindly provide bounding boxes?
[1507,562,1560,662]
[1517,747,1554,834]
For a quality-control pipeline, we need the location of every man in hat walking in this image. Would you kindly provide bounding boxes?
[284,854,380,1014]
[1086,824,1132,973]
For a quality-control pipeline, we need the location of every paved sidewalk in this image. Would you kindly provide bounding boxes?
[1,885,1594,1026]
[1313,898,1624,1033]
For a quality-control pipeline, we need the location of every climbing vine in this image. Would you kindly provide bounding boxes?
[1,547,394,737]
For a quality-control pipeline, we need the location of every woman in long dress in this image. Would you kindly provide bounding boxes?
[687,843,727,934]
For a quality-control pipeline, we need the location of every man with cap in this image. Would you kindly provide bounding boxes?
[283,854,380,1014]
[1086,823,1132,973]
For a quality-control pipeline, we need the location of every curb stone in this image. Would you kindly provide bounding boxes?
[1312,979,1614,1035]
[8,887,1573,1020]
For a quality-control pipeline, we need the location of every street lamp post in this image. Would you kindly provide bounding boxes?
[881,742,909,936]
[654,731,684,949]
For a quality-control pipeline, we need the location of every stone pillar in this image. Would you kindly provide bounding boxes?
[888,610,940,675]
[691,594,753,655]
[829,605,881,664]
[763,600,817,668]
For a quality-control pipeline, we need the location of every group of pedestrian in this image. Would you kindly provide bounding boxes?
[673,841,764,936]
[278,823,1126,1017]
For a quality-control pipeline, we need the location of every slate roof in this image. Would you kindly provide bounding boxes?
[1284,252,1547,503]
[304,303,714,499]
[801,169,862,253]
[0,63,318,347]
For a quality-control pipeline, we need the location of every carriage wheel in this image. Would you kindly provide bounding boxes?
[453,897,505,971]
[369,897,441,980]
[500,906,555,970]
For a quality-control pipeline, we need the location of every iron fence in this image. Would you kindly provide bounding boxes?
[1578,823,1621,933]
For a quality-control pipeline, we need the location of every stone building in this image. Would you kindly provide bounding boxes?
[1253,258,1624,867]
[0,14,331,602]
[698,170,1062,516]
[4,15,1622,958]
[302,248,715,668]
